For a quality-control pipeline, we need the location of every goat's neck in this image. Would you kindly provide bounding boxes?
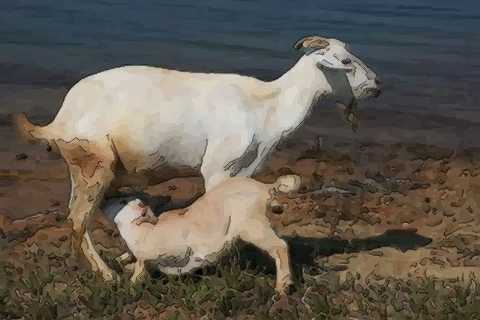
[266,56,329,137]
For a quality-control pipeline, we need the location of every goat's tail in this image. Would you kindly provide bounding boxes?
[11,113,57,152]
[273,174,302,193]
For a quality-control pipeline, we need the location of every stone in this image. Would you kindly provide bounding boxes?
[464,256,480,267]
[269,199,284,214]
[446,255,461,267]
[456,211,474,224]
[444,223,464,237]
[281,212,303,227]
[15,153,28,160]
[369,250,384,257]
[277,167,294,175]
[50,200,61,207]
[425,215,443,227]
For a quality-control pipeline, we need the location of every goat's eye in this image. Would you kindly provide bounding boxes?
[341,58,352,65]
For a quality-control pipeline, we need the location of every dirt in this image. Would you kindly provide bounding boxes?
[2,131,480,318]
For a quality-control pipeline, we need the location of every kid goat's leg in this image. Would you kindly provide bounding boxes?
[130,259,146,283]
[240,221,293,294]
[57,138,116,281]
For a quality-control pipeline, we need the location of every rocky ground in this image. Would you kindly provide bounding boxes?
[1,135,480,319]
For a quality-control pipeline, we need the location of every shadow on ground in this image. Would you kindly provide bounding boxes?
[213,229,433,283]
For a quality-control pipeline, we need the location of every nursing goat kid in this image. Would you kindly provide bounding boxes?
[104,175,302,295]
[13,35,381,280]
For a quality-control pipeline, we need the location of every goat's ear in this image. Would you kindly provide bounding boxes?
[294,35,329,51]
[316,57,353,71]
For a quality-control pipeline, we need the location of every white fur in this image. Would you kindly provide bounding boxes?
[111,175,301,293]
[45,37,379,189]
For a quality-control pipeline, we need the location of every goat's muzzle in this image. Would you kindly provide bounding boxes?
[368,87,382,98]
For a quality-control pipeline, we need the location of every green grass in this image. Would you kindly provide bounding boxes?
[1,247,480,319]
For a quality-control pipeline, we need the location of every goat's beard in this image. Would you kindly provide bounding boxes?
[336,99,359,132]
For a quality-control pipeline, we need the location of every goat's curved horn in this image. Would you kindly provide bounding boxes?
[293,35,329,50]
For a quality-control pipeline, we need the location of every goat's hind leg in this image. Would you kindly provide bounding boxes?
[240,221,293,295]
[58,138,116,281]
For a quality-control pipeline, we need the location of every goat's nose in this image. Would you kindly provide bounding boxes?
[375,78,381,86]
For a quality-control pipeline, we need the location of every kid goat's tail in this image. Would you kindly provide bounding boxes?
[273,174,302,193]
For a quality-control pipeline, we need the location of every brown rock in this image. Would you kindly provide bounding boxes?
[444,224,464,237]
[342,228,356,240]
[281,213,303,227]
[446,255,461,267]
[431,257,446,266]
[37,232,49,241]
[423,168,437,181]
[436,173,447,185]
[15,153,28,160]
[422,203,432,214]
[293,158,317,177]
[277,167,294,175]
[464,256,480,267]
[50,200,61,207]
[369,250,384,257]
[419,257,430,266]
[397,211,416,224]
[456,211,474,224]
[425,215,443,227]
[443,210,455,217]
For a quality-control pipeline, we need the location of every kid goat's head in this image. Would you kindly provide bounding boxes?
[103,197,149,225]
[294,35,381,105]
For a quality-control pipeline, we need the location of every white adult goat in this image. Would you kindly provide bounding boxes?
[13,35,381,280]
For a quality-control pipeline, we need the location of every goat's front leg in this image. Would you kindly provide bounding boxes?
[130,259,146,283]
[240,221,293,294]
[200,160,233,192]
[201,136,256,191]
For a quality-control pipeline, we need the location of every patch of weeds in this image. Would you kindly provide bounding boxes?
[3,244,480,319]
[78,271,143,317]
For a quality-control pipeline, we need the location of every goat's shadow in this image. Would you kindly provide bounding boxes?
[210,229,430,282]
[147,228,432,283]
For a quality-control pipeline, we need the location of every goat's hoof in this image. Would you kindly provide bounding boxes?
[269,294,291,315]
[283,282,296,295]
[115,252,134,265]
[130,273,147,284]
[101,269,118,282]
[276,281,295,295]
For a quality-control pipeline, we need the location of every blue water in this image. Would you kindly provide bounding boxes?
[0,0,479,113]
